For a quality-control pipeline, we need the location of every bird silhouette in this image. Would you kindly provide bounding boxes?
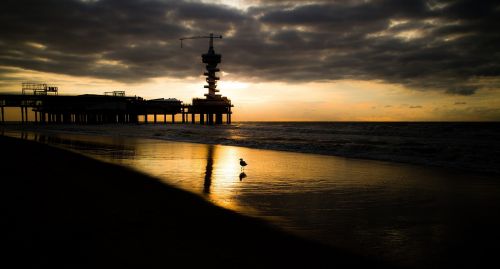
[239,158,247,171]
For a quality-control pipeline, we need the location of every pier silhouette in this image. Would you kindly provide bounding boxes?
[0,33,232,125]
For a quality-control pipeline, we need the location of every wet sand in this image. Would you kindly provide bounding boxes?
[1,135,391,268]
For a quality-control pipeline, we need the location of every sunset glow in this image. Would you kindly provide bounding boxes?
[1,0,499,121]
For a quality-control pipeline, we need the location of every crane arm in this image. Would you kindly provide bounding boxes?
[179,34,222,48]
[180,36,210,40]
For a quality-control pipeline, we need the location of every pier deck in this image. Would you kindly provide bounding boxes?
[0,94,232,125]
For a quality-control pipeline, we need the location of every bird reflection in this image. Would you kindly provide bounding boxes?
[203,145,215,194]
[239,172,247,181]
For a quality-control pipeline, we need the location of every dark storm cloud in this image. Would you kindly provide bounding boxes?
[0,0,243,82]
[1,0,499,95]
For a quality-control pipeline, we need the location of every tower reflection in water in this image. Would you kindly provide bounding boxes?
[202,144,247,193]
[203,145,214,194]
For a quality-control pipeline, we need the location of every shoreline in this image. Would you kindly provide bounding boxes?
[1,135,391,268]
[2,122,500,175]
[3,127,500,268]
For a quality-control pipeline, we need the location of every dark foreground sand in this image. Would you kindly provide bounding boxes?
[1,135,392,268]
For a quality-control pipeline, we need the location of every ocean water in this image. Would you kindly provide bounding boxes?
[2,122,500,268]
[4,122,500,173]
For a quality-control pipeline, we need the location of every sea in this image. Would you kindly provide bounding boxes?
[2,121,500,268]
[4,121,500,173]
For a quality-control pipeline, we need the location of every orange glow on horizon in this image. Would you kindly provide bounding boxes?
[1,67,499,121]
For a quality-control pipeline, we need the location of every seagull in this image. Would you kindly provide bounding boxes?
[239,158,247,171]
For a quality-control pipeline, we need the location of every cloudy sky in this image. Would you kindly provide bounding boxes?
[1,0,499,120]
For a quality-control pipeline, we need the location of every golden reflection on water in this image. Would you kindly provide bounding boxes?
[128,140,252,213]
[1,130,253,213]
[5,130,500,269]
[207,145,248,210]
[2,130,433,215]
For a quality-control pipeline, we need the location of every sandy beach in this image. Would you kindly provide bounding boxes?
[1,135,392,268]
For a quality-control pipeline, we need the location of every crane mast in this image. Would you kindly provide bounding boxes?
[179,33,223,99]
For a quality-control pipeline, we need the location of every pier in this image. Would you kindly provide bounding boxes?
[0,33,233,125]
[0,91,232,125]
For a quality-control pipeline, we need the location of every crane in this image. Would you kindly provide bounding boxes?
[179,33,222,48]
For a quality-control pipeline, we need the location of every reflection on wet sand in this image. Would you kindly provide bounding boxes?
[4,130,500,269]
[203,145,214,194]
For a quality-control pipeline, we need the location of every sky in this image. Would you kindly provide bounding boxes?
[1,0,500,121]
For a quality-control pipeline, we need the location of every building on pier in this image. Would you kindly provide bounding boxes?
[22,82,58,96]
[181,33,233,124]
